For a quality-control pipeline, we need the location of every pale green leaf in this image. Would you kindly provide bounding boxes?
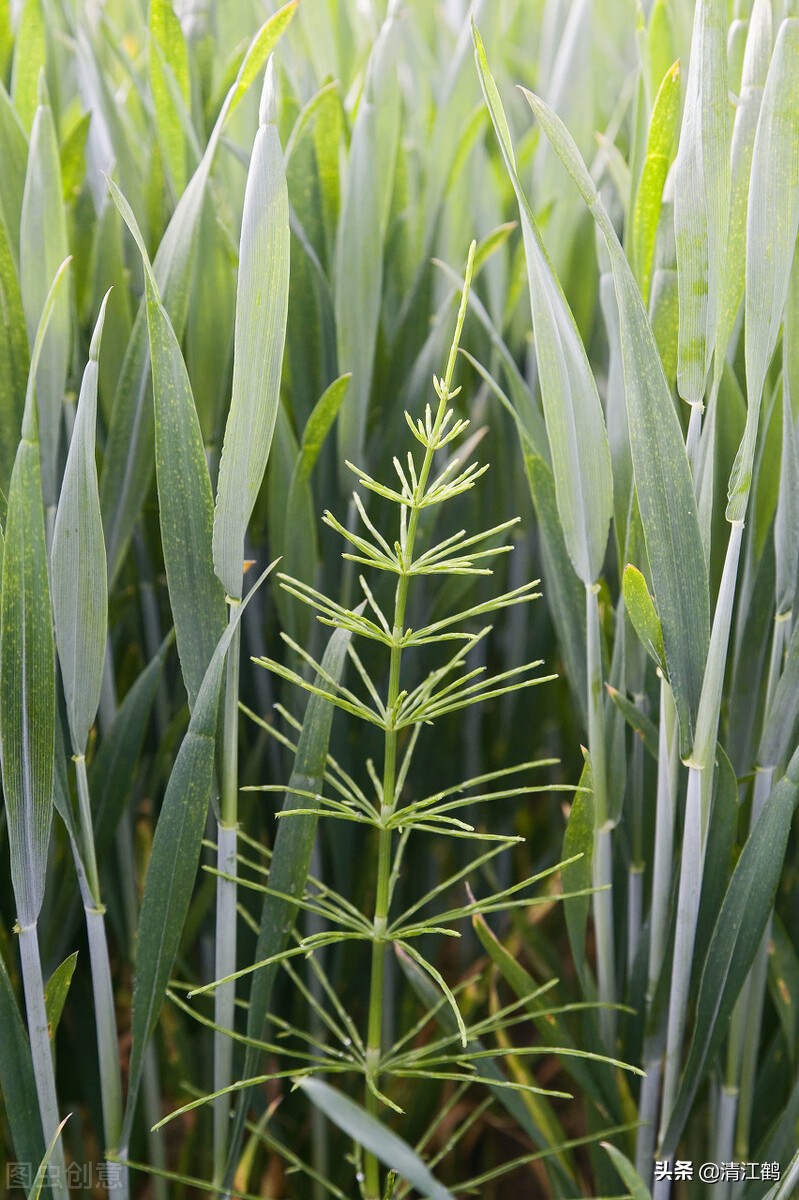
[519,84,709,756]
[20,83,71,509]
[474,27,612,586]
[632,60,681,303]
[673,0,731,405]
[0,82,29,261]
[51,292,110,754]
[10,0,44,133]
[27,1115,70,1200]
[108,178,226,710]
[43,953,78,1043]
[0,209,29,512]
[728,19,799,522]
[602,1142,652,1200]
[150,0,190,194]
[214,61,290,600]
[298,1077,455,1200]
[0,259,69,927]
[623,563,667,674]
[713,0,772,381]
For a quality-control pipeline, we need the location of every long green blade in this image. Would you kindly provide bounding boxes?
[20,81,70,510]
[0,259,70,927]
[213,61,290,600]
[149,0,191,196]
[0,208,29,512]
[474,27,612,587]
[713,0,772,379]
[728,18,799,522]
[0,953,44,1169]
[108,179,226,709]
[297,1077,455,1200]
[519,82,709,756]
[673,0,731,406]
[631,60,681,305]
[9,0,45,134]
[51,292,110,754]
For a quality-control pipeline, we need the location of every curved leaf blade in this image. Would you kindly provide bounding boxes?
[297,1077,455,1200]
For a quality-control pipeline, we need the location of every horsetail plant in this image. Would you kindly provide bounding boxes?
[175,241,641,1200]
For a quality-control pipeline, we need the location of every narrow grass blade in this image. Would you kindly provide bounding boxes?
[213,60,290,600]
[602,1142,651,1200]
[1,260,71,1198]
[20,79,71,510]
[0,952,44,1168]
[9,0,45,133]
[631,60,681,305]
[562,757,594,996]
[520,82,710,756]
[474,27,612,587]
[661,746,799,1156]
[27,1115,71,1200]
[335,5,400,471]
[728,18,799,523]
[0,83,28,261]
[297,1077,455,1200]
[51,292,110,754]
[623,563,667,675]
[461,349,587,721]
[149,0,190,196]
[108,179,226,708]
[775,384,799,617]
[713,0,772,382]
[43,953,78,1042]
[122,568,271,1144]
[0,209,29,512]
[1,258,70,926]
[100,2,299,584]
[759,616,799,771]
[673,0,731,407]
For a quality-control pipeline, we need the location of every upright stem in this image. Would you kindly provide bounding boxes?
[636,679,678,1185]
[686,403,703,478]
[18,921,69,1200]
[658,521,745,1159]
[723,606,787,1159]
[75,756,126,1195]
[586,583,616,1048]
[214,607,241,1186]
[99,640,166,1200]
[363,257,473,1199]
[658,763,709,1144]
